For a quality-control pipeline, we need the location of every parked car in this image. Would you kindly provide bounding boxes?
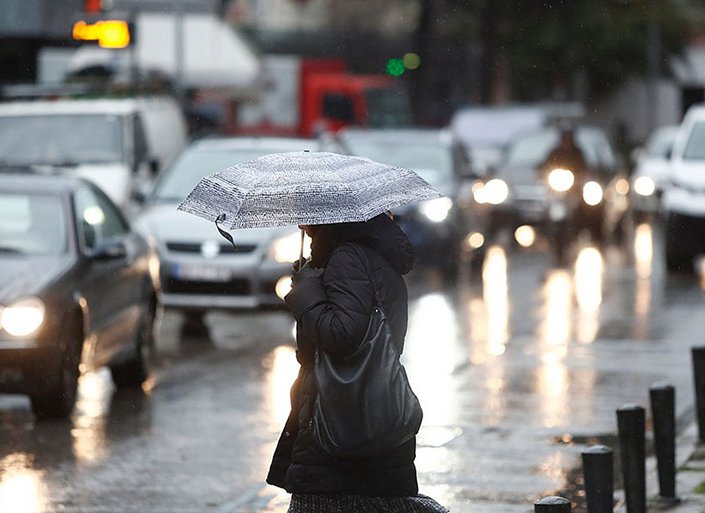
[631,125,679,215]
[481,125,630,254]
[663,106,705,271]
[339,127,485,277]
[0,95,188,211]
[133,136,341,327]
[0,174,159,418]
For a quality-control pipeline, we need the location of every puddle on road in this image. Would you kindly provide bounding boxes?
[549,434,622,513]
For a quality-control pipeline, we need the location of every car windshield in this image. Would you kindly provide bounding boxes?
[646,128,677,158]
[503,129,608,170]
[343,139,453,188]
[152,148,281,201]
[0,114,124,167]
[0,192,67,255]
[683,121,705,160]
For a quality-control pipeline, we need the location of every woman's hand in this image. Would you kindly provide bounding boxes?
[291,259,323,285]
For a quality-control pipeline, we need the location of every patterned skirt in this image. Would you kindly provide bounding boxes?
[287,494,450,513]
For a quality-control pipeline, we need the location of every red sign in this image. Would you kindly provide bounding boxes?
[85,0,101,13]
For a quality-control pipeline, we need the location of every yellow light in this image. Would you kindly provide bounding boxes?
[275,276,293,300]
[482,179,509,205]
[615,178,630,196]
[73,20,130,49]
[403,53,421,70]
[514,225,536,247]
[548,168,574,192]
[268,232,312,263]
[582,181,603,206]
[634,176,656,197]
[466,232,485,250]
[1,297,45,337]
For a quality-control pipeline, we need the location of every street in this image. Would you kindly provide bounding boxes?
[1,220,703,513]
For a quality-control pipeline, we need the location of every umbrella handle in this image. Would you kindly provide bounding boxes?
[299,228,305,268]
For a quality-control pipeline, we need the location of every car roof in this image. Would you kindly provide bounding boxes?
[190,136,326,153]
[340,127,454,146]
[0,97,157,117]
[0,173,85,195]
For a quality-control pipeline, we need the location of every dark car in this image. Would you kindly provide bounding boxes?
[482,125,630,246]
[0,174,159,418]
[340,128,486,278]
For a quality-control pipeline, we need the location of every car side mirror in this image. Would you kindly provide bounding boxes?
[91,239,128,260]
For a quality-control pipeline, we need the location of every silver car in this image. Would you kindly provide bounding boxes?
[134,137,339,324]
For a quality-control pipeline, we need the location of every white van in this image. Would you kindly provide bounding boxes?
[663,104,705,271]
[0,96,187,210]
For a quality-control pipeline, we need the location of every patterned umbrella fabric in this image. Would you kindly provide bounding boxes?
[177,151,442,229]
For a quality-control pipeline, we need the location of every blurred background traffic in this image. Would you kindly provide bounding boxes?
[2,1,705,511]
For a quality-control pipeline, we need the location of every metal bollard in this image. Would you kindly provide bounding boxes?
[650,383,680,504]
[581,445,613,513]
[693,346,705,444]
[534,496,572,513]
[617,404,646,513]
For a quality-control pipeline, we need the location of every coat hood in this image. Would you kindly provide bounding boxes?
[310,214,414,274]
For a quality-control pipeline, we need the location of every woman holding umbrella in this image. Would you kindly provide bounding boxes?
[178,151,449,512]
[267,213,448,513]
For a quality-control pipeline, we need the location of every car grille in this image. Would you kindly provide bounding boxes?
[166,242,257,254]
[165,278,251,296]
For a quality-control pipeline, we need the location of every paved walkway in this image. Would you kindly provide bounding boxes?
[611,422,705,513]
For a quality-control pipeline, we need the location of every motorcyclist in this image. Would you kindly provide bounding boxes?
[541,128,588,186]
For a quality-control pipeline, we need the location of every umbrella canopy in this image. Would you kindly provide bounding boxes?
[177,151,442,230]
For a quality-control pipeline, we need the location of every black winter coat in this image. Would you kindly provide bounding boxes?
[266,214,419,497]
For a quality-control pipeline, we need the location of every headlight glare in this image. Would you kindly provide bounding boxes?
[419,197,453,223]
[634,176,656,197]
[1,297,46,337]
[481,179,509,205]
[548,168,575,192]
[582,181,604,206]
[267,232,312,263]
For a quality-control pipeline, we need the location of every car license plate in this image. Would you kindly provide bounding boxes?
[174,264,232,282]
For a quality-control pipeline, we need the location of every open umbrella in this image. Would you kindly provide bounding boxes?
[177,150,442,260]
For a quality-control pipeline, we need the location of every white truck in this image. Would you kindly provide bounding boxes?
[663,104,705,271]
[0,96,187,211]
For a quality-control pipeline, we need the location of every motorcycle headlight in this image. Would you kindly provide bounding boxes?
[267,232,312,263]
[548,168,575,192]
[582,181,603,206]
[419,197,453,223]
[634,176,656,197]
[478,179,509,205]
[1,297,46,337]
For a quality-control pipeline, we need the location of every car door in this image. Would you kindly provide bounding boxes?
[74,184,144,367]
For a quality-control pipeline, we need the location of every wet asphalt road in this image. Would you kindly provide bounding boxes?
[1,220,704,513]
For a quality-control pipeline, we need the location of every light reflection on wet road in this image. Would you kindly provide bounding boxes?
[1,221,704,513]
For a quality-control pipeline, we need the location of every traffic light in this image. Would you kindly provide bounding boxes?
[386,53,421,77]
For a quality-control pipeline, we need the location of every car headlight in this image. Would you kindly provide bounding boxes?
[418,197,453,223]
[634,176,656,197]
[477,179,509,205]
[548,168,575,192]
[1,297,46,337]
[267,232,312,263]
[582,181,603,206]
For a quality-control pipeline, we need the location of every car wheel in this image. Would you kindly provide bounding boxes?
[31,316,82,419]
[665,214,693,273]
[110,301,155,388]
[180,309,208,336]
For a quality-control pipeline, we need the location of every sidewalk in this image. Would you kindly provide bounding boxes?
[613,422,705,513]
